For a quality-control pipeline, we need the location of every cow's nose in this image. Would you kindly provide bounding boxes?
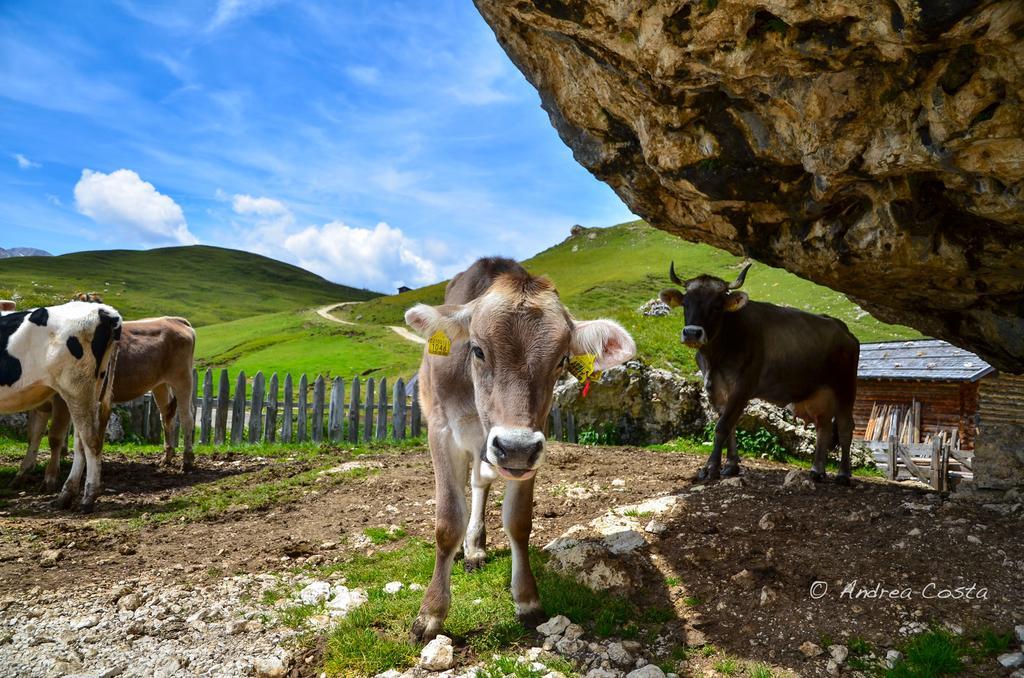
[682,325,706,344]
[487,427,546,470]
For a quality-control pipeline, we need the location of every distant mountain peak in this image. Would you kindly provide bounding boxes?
[0,247,52,258]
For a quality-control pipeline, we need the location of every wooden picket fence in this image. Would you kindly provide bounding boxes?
[124,368,582,446]
[187,369,423,445]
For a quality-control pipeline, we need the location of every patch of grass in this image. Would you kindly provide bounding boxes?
[622,508,653,518]
[320,541,672,676]
[886,629,963,677]
[363,526,407,545]
[748,663,775,678]
[478,654,577,678]
[969,627,1014,659]
[683,596,701,607]
[0,244,376,327]
[714,657,740,675]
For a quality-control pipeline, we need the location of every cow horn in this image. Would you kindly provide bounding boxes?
[669,261,684,286]
[729,262,752,290]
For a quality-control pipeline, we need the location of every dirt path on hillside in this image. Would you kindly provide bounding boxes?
[316,302,426,345]
[1,445,1021,676]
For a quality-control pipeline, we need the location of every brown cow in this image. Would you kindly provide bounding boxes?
[403,257,635,641]
[15,316,197,490]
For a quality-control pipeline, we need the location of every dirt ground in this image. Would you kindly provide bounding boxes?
[1,443,1021,676]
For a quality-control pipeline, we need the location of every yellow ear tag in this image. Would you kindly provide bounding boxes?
[427,330,451,356]
[567,353,597,382]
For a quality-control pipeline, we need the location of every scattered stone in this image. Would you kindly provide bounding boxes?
[885,650,903,668]
[998,653,1024,669]
[1016,624,1024,643]
[625,666,665,678]
[829,645,849,663]
[783,470,813,489]
[117,593,143,611]
[967,535,982,545]
[419,635,455,671]
[721,476,745,488]
[908,527,922,537]
[799,641,824,658]
[383,581,404,594]
[606,642,633,667]
[537,615,571,637]
[71,616,99,630]
[826,658,839,674]
[152,655,183,678]
[759,586,778,607]
[253,655,288,678]
[563,624,585,641]
[638,299,671,317]
[326,586,367,617]
[758,513,775,530]
[39,549,62,567]
[611,479,626,487]
[409,583,424,591]
[730,569,756,590]
[643,520,667,535]
[298,581,331,605]
[585,669,620,678]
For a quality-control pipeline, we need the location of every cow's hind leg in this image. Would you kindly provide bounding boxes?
[722,431,741,477]
[169,368,196,471]
[835,410,855,486]
[60,400,104,512]
[811,414,834,482]
[44,398,71,493]
[464,460,496,571]
[504,477,544,628]
[13,407,49,487]
[56,436,86,510]
[412,440,468,643]
[152,384,177,467]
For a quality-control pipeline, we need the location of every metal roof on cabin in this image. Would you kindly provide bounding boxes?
[858,339,995,382]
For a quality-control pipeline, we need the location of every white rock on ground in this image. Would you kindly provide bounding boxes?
[1016,624,1024,643]
[383,581,404,594]
[298,581,332,604]
[253,655,288,678]
[537,615,571,637]
[625,665,666,678]
[419,635,455,671]
[799,641,824,658]
[829,645,848,663]
[326,586,367,617]
[998,652,1024,669]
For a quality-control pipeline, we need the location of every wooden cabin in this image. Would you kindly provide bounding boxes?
[854,339,1024,490]
[854,339,995,449]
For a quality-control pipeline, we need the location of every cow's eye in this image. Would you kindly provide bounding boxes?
[472,346,485,361]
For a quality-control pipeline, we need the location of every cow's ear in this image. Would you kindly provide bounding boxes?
[404,302,474,342]
[724,291,748,312]
[571,319,637,371]
[659,288,684,308]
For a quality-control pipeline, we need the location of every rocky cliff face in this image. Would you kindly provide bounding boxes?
[475,0,1024,371]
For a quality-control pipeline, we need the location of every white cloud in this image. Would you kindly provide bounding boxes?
[208,0,279,31]
[280,221,440,290]
[14,153,40,169]
[232,193,290,217]
[345,65,380,85]
[74,169,197,245]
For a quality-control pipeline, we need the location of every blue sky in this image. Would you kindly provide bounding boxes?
[0,0,633,291]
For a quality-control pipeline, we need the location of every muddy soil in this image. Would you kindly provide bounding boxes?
[1,443,1021,676]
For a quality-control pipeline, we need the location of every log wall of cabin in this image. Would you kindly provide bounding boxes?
[852,379,979,449]
[974,374,1024,489]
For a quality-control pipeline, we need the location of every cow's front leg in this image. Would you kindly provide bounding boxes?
[700,397,747,481]
[412,441,468,643]
[810,414,834,482]
[55,437,86,510]
[464,459,496,571]
[503,477,544,628]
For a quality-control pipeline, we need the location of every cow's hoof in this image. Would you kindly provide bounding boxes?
[516,606,547,630]
[721,463,741,477]
[78,501,96,514]
[835,473,852,486]
[410,614,443,643]
[697,466,721,482]
[810,471,826,483]
[463,555,486,573]
[44,480,60,494]
[54,491,75,510]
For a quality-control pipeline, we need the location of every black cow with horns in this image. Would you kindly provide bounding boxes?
[660,261,860,483]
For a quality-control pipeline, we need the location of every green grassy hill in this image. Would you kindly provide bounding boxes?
[0,245,378,327]
[193,221,919,385]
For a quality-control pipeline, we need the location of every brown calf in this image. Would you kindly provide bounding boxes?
[403,258,635,641]
[16,316,196,490]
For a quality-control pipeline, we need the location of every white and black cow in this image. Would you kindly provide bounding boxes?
[0,301,122,511]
